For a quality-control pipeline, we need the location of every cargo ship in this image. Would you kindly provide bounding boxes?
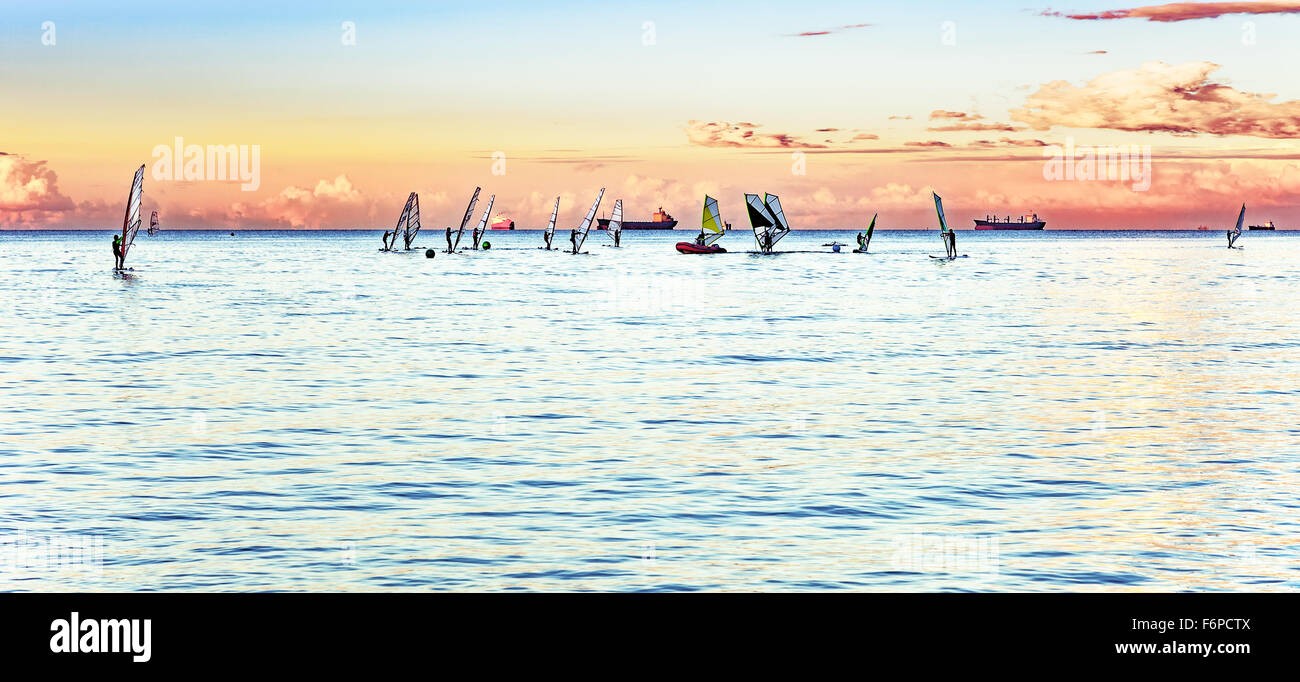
[597,206,678,230]
[1248,221,1276,231]
[974,213,1045,230]
[490,215,514,230]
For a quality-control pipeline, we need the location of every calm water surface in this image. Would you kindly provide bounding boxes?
[2,229,1297,591]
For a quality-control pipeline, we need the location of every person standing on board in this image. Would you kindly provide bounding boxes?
[613,230,621,247]
[381,230,392,251]
[569,229,578,254]
[946,228,958,259]
[111,234,124,270]
[856,232,866,252]
[543,229,553,250]
[445,226,454,252]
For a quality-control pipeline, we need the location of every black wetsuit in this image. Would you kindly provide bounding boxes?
[111,236,123,269]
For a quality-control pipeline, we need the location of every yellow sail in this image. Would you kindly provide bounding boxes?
[701,195,724,245]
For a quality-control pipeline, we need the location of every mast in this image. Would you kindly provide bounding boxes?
[573,188,604,253]
[451,187,480,252]
[864,213,877,251]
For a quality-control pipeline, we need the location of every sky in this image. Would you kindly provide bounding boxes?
[3,0,1300,229]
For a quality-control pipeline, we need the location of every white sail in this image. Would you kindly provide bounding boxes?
[745,193,778,251]
[404,192,421,247]
[573,188,605,253]
[1234,203,1245,235]
[392,192,416,248]
[701,195,725,246]
[452,187,480,251]
[120,164,145,265]
[607,199,623,241]
[763,193,791,247]
[545,196,559,242]
[472,194,495,248]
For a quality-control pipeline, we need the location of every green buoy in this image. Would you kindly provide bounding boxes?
[481,241,491,250]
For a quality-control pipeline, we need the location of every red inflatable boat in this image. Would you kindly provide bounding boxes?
[675,242,726,254]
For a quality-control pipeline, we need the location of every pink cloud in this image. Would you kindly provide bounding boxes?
[685,120,827,149]
[0,154,76,224]
[1042,2,1300,22]
[787,23,872,37]
[1012,61,1300,138]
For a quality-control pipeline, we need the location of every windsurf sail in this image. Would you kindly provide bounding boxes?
[120,164,145,266]
[1229,203,1245,247]
[147,210,160,236]
[392,191,418,248]
[544,196,559,245]
[607,199,623,242]
[404,192,421,247]
[573,188,605,253]
[764,193,792,248]
[701,195,725,246]
[451,187,480,251]
[472,194,495,248]
[863,213,877,251]
[746,192,789,252]
[933,192,949,234]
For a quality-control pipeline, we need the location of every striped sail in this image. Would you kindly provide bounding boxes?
[148,210,160,235]
[545,196,559,241]
[701,195,725,246]
[404,192,421,246]
[607,199,623,241]
[393,192,416,247]
[933,192,949,234]
[573,188,604,252]
[452,187,480,251]
[473,194,495,248]
[120,164,145,264]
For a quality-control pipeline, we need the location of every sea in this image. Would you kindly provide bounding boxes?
[2,229,1297,591]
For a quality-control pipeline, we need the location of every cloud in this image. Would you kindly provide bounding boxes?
[928,122,1023,132]
[1042,2,1300,22]
[929,110,974,120]
[904,140,953,147]
[787,23,872,37]
[888,115,913,120]
[216,175,370,229]
[1011,61,1300,138]
[970,138,1050,147]
[851,133,880,141]
[1086,50,1109,54]
[685,120,827,149]
[0,154,76,225]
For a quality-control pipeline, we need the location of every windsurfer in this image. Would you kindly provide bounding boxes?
[111,234,124,270]
[445,226,454,252]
